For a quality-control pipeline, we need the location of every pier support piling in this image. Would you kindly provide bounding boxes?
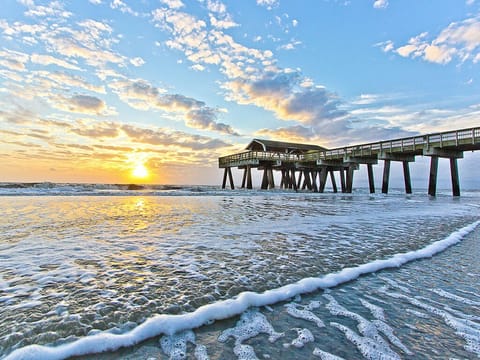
[319,167,328,193]
[261,169,268,190]
[402,161,412,194]
[291,169,298,191]
[268,168,275,189]
[450,158,460,196]
[303,170,312,190]
[247,166,252,189]
[382,160,391,194]
[330,171,338,193]
[340,169,346,193]
[222,167,235,189]
[311,171,318,192]
[367,164,375,194]
[428,156,439,196]
[261,168,275,189]
[346,166,355,193]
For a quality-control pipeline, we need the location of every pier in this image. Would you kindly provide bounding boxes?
[219,127,480,196]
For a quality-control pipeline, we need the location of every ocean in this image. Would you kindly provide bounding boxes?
[0,183,479,359]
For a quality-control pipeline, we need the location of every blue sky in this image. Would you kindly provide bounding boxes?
[0,0,479,185]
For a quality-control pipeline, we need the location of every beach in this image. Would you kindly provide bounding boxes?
[0,186,479,359]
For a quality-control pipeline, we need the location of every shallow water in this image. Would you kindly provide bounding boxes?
[0,190,479,359]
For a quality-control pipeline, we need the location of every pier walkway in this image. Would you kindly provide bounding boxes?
[219,127,480,196]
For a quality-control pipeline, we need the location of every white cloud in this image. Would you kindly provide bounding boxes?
[352,94,381,105]
[110,0,139,16]
[209,13,238,29]
[385,15,480,64]
[17,0,35,6]
[30,53,82,71]
[23,1,72,18]
[153,8,273,80]
[121,124,231,150]
[191,64,205,71]
[49,38,124,66]
[89,0,102,4]
[396,44,419,57]
[130,57,145,67]
[373,0,388,9]
[423,44,455,64]
[376,40,394,52]
[55,94,108,115]
[33,70,106,94]
[160,0,184,9]
[255,125,315,143]
[109,78,238,135]
[0,49,29,71]
[207,0,227,14]
[256,0,279,10]
[278,40,302,51]
[223,72,346,126]
[78,19,113,37]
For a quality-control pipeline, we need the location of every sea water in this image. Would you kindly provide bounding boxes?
[0,185,479,359]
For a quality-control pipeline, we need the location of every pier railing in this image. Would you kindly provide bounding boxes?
[219,127,480,167]
[305,127,480,161]
[219,150,301,167]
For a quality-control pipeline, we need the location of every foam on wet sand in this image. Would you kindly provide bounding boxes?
[4,220,479,360]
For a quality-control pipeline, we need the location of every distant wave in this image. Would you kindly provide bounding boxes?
[5,220,479,360]
[0,182,217,196]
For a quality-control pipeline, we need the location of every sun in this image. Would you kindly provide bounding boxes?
[132,163,149,179]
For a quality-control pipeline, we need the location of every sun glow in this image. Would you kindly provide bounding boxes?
[132,163,149,179]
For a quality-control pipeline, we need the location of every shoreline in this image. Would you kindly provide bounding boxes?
[6,221,479,360]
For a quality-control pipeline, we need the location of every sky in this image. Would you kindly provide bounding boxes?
[0,0,479,186]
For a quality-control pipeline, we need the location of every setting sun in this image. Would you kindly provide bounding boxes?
[132,164,149,179]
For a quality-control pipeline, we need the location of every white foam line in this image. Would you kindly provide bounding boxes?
[5,220,479,360]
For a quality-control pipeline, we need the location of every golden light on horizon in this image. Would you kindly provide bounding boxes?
[131,163,149,179]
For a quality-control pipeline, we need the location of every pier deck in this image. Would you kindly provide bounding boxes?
[219,127,480,196]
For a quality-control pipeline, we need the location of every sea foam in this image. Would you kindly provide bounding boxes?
[5,220,479,360]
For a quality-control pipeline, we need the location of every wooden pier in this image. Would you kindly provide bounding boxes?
[219,127,480,196]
